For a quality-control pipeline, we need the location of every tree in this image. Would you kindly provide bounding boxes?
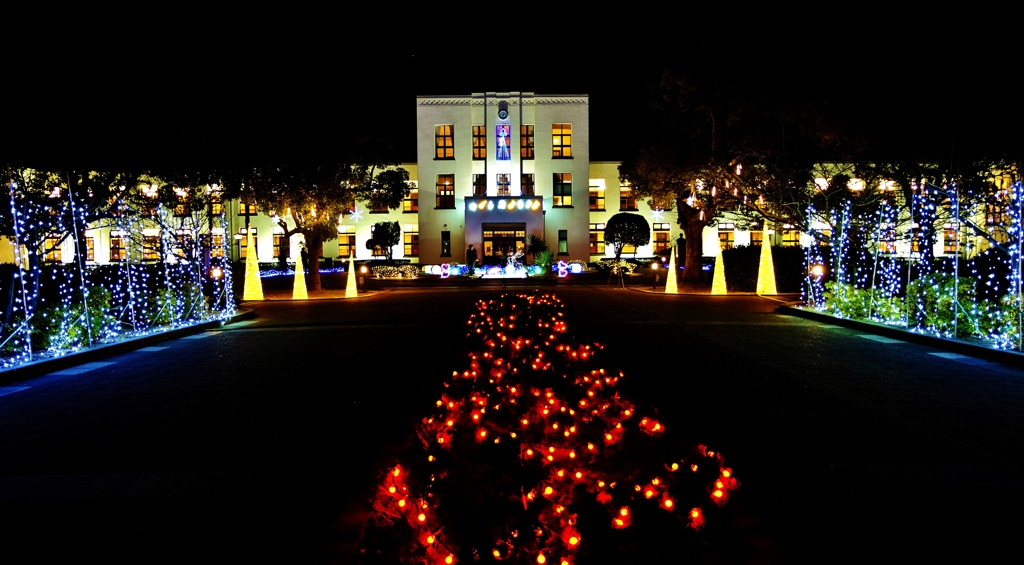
[369,221,401,261]
[225,162,409,291]
[604,212,651,263]
[620,68,856,282]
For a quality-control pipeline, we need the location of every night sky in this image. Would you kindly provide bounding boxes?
[6,23,1019,170]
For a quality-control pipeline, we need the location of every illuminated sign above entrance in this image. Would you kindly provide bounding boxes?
[467,198,543,212]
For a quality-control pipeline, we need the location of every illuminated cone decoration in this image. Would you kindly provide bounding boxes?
[664,246,679,294]
[755,231,777,295]
[242,230,264,301]
[345,254,358,298]
[292,237,308,300]
[711,244,727,295]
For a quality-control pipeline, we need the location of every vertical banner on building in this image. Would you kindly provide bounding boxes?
[495,125,511,161]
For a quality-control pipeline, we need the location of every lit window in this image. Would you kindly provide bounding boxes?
[521,174,535,196]
[174,189,189,217]
[473,125,487,160]
[653,223,671,252]
[143,234,160,261]
[239,202,257,216]
[273,232,291,260]
[782,226,800,247]
[473,174,487,197]
[209,188,223,215]
[237,227,257,259]
[436,174,455,209]
[84,236,95,261]
[750,230,763,247]
[589,223,605,255]
[110,232,127,261]
[944,223,960,255]
[337,226,355,258]
[43,234,62,263]
[558,230,568,254]
[589,186,605,210]
[553,173,572,207]
[404,226,419,257]
[435,125,454,160]
[620,185,637,211]
[403,185,419,213]
[370,198,389,213]
[521,125,534,159]
[552,124,572,158]
[209,229,225,259]
[718,223,734,250]
[877,226,895,253]
[496,174,511,196]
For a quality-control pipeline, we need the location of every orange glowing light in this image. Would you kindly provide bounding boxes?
[569,451,576,458]
[605,433,613,441]
[552,423,559,430]
[691,509,700,518]
[417,512,426,522]
[479,430,488,438]
[587,443,595,450]
[620,507,630,516]
[493,550,501,558]
[716,480,724,489]
[713,490,723,498]
[393,468,401,477]
[527,449,534,456]
[652,478,660,485]
[445,555,454,564]
[426,535,435,544]
[446,420,454,426]
[645,489,655,499]
[428,455,435,462]
[549,447,555,453]
[557,470,565,477]
[664,499,675,509]
[522,419,529,425]
[510,432,517,439]
[547,455,554,461]
[569,536,579,545]
[691,464,698,472]
[624,409,632,416]
[597,481,605,488]
[544,486,554,495]
[537,553,546,564]
[722,470,731,478]
[388,486,396,493]
[671,463,679,471]
[575,471,582,479]
[398,499,406,507]
[614,518,624,526]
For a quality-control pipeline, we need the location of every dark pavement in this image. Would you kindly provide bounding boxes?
[1,288,1022,563]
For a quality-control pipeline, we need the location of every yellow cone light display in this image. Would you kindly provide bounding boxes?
[242,230,264,301]
[756,231,777,295]
[711,244,727,295]
[664,246,678,294]
[345,254,358,298]
[292,238,308,300]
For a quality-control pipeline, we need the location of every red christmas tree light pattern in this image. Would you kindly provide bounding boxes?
[361,293,738,564]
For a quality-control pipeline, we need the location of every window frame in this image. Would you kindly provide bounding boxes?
[589,186,605,211]
[472,125,486,160]
[436,174,455,209]
[435,125,454,160]
[553,173,573,207]
[520,125,534,159]
[589,223,605,255]
[619,185,637,211]
[403,187,419,213]
[552,124,572,158]
[521,174,535,196]
[473,174,487,197]
[496,174,511,196]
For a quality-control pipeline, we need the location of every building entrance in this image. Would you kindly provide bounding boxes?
[482,223,526,262]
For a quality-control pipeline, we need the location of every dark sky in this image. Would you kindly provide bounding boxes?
[5,25,1019,170]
